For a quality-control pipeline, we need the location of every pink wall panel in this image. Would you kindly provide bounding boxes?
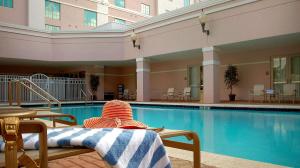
[0,0,28,26]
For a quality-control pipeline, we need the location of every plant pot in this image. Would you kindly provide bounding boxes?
[93,95,97,100]
[229,94,236,101]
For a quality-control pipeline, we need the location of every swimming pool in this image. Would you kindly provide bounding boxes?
[55,104,300,167]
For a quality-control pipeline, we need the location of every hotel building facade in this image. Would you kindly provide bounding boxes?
[0,0,299,103]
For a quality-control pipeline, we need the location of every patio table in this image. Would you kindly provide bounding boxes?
[265,89,278,103]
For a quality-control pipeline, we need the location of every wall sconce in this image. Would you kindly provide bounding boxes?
[198,10,209,35]
[130,31,140,49]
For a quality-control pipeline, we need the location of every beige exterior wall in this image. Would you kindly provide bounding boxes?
[157,0,196,14]
[103,66,136,98]
[0,0,299,102]
[0,0,28,26]
[108,0,156,16]
[0,0,154,30]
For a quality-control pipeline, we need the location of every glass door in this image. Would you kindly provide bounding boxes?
[272,55,300,99]
[291,56,300,98]
[272,57,288,94]
[188,65,203,100]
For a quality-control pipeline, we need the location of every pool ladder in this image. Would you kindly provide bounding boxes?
[8,78,62,110]
[80,88,93,105]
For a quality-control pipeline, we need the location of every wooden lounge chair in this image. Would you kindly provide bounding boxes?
[0,109,201,168]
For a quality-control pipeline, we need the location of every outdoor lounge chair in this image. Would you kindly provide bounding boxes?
[123,89,136,100]
[162,88,176,100]
[123,89,130,100]
[248,84,265,102]
[178,87,191,101]
[0,109,201,168]
[279,83,297,104]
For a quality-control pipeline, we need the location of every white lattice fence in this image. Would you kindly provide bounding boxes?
[0,74,86,102]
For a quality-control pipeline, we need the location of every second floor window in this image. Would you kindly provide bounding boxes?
[141,3,150,15]
[114,18,126,25]
[115,0,125,8]
[184,0,190,7]
[45,0,60,20]
[0,0,13,8]
[84,10,97,27]
[45,24,60,31]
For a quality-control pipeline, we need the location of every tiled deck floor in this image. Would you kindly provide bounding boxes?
[48,151,215,168]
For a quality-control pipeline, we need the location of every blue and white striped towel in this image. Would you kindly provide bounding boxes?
[0,127,171,168]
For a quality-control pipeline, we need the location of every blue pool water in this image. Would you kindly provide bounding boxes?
[55,105,300,167]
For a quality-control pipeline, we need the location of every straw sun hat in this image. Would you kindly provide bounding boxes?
[83,100,147,129]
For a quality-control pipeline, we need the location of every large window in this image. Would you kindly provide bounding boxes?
[115,0,125,8]
[141,3,150,15]
[0,0,13,8]
[45,24,60,31]
[84,10,97,27]
[45,0,60,20]
[184,0,190,7]
[114,18,126,25]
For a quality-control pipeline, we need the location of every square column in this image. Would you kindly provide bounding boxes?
[28,0,45,29]
[202,47,220,104]
[136,58,150,102]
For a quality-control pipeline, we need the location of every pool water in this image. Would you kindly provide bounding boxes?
[55,105,300,167]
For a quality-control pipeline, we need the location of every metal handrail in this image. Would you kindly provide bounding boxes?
[20,78,61,108]
[9,79,61,109]
[87,89,93,98]
[80,88,93,103]
[19,82,52,108]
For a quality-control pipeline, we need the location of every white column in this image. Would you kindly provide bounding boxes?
[97,1,109,26]
[28,0,45,29]
[136,58,150,102]
[202,47,220,104]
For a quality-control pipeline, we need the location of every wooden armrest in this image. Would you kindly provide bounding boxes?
[28,114,77,127]
[0,120,48,168]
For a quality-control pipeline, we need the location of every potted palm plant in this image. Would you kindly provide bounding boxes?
[90,75,99,100]
[224,65,239,101]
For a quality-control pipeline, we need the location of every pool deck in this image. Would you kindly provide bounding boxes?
[34,110,286,168]
[0,105,292,168]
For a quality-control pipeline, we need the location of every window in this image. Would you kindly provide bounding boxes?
[114,18,126,25]
[141,3,150,15]
[184,0,190,7]
[45,0,60,20]
[45,24,60,31]
[0,0,13,8]
[84,10,97,27]
[114,0,125,8]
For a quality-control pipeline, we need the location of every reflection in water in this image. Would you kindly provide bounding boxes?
[59,105,300,167]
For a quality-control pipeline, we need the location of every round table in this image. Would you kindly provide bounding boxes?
[0,108,37,118]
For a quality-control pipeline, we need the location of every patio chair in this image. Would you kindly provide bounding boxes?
[279,83,297,104]
[178,87,192,101]
[123,89,129,100]
[248,84,265,102]
[0,108,201,168]
[123,89,137,100]
[162,88,175,100]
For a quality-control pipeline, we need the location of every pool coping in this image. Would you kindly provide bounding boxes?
[6,100,300,111]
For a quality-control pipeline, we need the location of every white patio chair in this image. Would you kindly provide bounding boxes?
[162,88,175,100]
[249,84,265,102]
[178,87,191,101]
[279,84,296,104]
[123,89,129,100]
